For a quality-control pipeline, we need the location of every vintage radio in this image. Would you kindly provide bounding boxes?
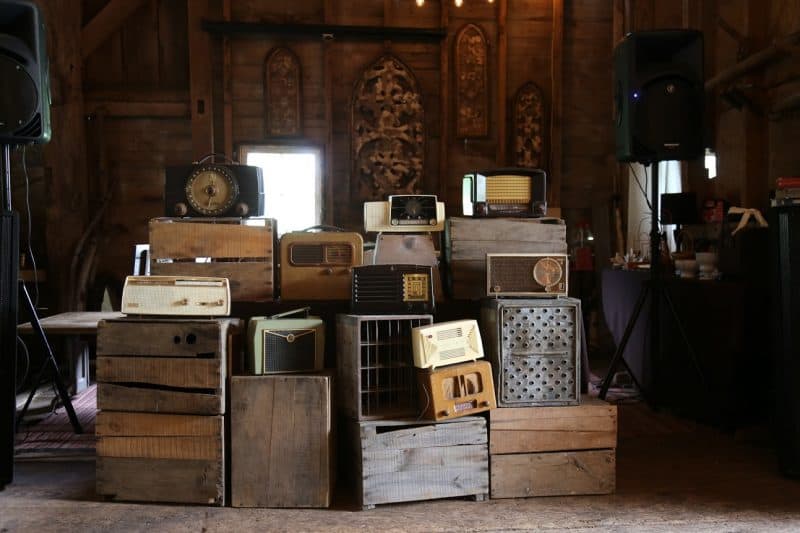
[280,230,363,300]
[351,264,434,314]
[364,195,445,233]
[247,308,325,374]
[411,319,483,369]
[462,168,546,217]
[486,253,568,297]
[417,360,496,421]
[121,275,230,316]
[165,162,265,217]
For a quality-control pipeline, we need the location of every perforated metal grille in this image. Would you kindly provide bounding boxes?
[499,303,578,405]
[263,329,317,372]
[486,176,532,203]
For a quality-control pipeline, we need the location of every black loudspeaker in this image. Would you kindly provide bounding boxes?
[614,29,703,163]
[1,211,19,488]
[0,0,51,145]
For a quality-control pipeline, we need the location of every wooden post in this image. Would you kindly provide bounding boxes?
[438,1,450,208]
[188,0,214,160]
[38,0,89,311]
[324,0,334,224]
[222,0,233,159]
[497,0,507,165]
[744,0,770,211]
[549,0,564,208]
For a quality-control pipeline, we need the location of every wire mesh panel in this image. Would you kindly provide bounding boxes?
[337,314,433,420]
[481,297,581,407]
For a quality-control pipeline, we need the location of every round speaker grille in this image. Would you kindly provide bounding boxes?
[0,56,37,136]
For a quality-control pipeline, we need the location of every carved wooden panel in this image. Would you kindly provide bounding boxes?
[352,55,425,201]
[513,82,546,168]
[455,23,489,138]
[264,46,302,137]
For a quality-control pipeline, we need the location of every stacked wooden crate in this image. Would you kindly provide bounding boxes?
[149,217,277,301]
[444,217,567,299]
[489,398,618,498]
[95,318,238,505]
[336,314,490,509]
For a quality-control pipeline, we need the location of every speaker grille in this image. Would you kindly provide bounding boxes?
[325,244,352,264]
[488,255,567,295]
[290,244,324,265]
[486,176,532,203]
[262,329,317,372]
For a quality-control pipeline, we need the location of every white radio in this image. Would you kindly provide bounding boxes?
[411,319,484,369]
[364,195,445,233]
[121,275,231,316]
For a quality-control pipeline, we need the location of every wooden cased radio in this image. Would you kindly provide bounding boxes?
[247,308,325,374]
[411,319,483,369]
[462,167,546,218]
[417,360,496,421]
[351,264,434,314]
[486,253,568,297]
[121,275,231,316]
[280,231,364,300]
[165,163,265,218]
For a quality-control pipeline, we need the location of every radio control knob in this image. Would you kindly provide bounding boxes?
[174,202,188,216]
[480,401,490,407]
[440,410,450,417]
[324,268,333,275]
[234,202,249,216]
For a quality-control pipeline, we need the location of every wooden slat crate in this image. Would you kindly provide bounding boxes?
[96,318,239,415]
[230,374,333,508]
[444,217,567,300]
[336,314,433,420]
[149,217,276,301]
[345,416,489,509]
[96,412,225,505]
[488,398,617,498]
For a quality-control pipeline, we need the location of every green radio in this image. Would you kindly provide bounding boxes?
[246,308,325,374]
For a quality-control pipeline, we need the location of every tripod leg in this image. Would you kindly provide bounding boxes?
[662,288,709,390]
[599,284,649,400]
[15,284,83,434]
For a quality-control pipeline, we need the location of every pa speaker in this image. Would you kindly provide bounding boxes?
[0,0,51,145]
[614,29,703,163]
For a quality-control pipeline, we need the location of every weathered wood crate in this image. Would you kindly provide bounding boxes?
[230,374,333,508]
[95,412,225,505]
[444,217,567,299]
[336,314,433,420]
[345,416,489,509]
[96,318,239,415]
[149,217,276,301]
[489,398,617,498]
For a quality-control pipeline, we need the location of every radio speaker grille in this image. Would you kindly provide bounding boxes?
[325,244,353,264]
[263,330,317,372]
[291,244,324,264]
[486,176,532,203]
[488,254,568,296]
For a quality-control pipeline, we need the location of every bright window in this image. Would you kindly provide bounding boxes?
[239,144,322,235]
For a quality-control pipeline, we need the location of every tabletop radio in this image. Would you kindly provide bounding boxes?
[121,275,231,316]
[462,168,546,218]
[411,319,484,369]
[364,195,445,233]
[486,253,568,297]
[417,360,496,421]
[280,230,363,300]
[351,264,434,314]
[165,162,265,218]
[247,308,325,374]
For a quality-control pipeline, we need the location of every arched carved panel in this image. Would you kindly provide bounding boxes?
[264,46,302,136]
[352,55,425,201]
[455,23,488,138]
[513,81,546,168]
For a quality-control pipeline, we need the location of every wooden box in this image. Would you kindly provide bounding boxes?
[345,416,489,509]
[336,314,433,420]
[444,217,567,299]
[488,398,617,498]
[96,412,225,505]
[230,375,333,508]
[96,318,239,415]
[149,217,276,301]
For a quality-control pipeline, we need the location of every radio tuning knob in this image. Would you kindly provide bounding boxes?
[324,268,334,275]
[441,410,450,417]
[234,202,249,216]
[174,202,188,216]
[480,401,490,407]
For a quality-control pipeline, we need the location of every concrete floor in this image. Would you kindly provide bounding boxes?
[2,407,800,532]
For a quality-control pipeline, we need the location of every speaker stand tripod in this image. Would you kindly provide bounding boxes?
[598,162,709,405]
[1,144,82,435]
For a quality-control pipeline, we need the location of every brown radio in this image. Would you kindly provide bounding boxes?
[486,253,568,297]
[417,360,496,421]
[462,168,547,218]
[280,230,363,300]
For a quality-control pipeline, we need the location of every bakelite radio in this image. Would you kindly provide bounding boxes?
[351,264,434,314]
[364,195,445,233]
[121,275,231,317]
[164,163,265,218]
[486,253,568,297]
[411,319,484,369]
[462,168,546,218]
[247,308,325,374]
[417,360,496,421]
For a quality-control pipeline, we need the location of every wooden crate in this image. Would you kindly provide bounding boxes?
[230,374,333,508]
[149,217,276,301]
[488,398,617,498]
[345,416,489,509]
[96,318,239,415]
[336,314,433,420]
[96,412,225,505]
[444,217,567,299]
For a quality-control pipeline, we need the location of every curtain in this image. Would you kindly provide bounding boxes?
[625,160,682,259]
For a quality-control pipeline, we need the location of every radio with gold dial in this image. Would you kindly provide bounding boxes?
[165,162,265,218]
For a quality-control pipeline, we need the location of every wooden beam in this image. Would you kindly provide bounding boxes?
[188,0,214,160]
[497,0,508,164]
[324,0,334,224]
[438,0,450,209]
[222,0,233,159]
[549,0,564,208]
[744,0,770,211]
[81,0,148,59]
[704,31,800,91]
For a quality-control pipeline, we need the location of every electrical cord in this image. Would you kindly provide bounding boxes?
[21,146,40,308]
[15,336,30,394]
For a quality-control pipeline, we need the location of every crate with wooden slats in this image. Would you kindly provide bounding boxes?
[148,217,277,302]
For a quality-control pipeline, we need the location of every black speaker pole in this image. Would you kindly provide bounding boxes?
[649,162,662,401]
[3,144,10,210]
[1,145,18,490]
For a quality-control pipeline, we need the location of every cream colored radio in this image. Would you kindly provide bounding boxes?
[411,319,484,369]
[121,275,231,316]
[363,195,445,233]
